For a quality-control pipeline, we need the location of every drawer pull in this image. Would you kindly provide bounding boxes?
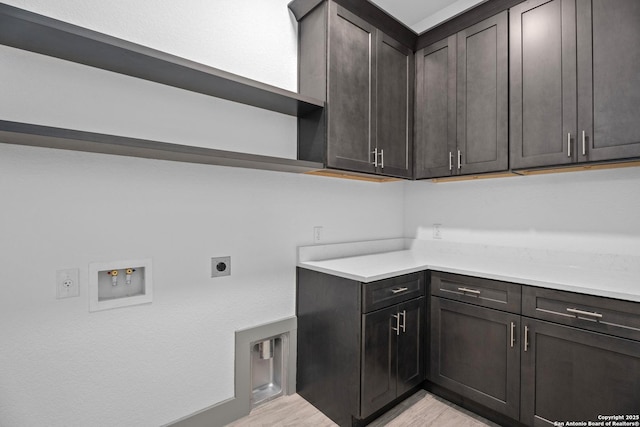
[391,287,409,294]
[458,287,481,295]
[566,308,603,319]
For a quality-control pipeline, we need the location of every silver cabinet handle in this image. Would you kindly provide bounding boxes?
[449,152,453,171]
[372,148,378,167]
[510,321,515,348]
[567,308,603,319]
[380,149,384,169]
[391,287,408,294]
[457,149,461,169]
[524,325,529,352]
[400,310,406,333]
[582,130,586,156]
[391,313,400,336]
[458,287,481,295]
[567,133,571,157]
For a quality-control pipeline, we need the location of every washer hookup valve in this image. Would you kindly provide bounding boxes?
[125,268,136,285]
[107,269,119,286]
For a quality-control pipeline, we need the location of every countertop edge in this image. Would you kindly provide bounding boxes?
[297,261,640,303]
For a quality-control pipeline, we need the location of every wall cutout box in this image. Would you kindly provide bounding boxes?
[88,259,153,312]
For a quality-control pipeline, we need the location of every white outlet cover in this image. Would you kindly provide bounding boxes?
[56,268,80,299]
[433,224,442,239]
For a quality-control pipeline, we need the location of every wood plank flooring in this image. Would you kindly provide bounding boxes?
[226,390,500,426]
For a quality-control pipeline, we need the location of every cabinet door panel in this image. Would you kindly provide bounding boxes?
[510,0,577,169]
[328,3,376,173]
[415,36,456,179]
[521,320,640,426]
[457,11,508,175]
[430,298,520,419]
[577,0,640,161]
[361,305,397,418]
[377,33,413,178]
[397,297,425,396]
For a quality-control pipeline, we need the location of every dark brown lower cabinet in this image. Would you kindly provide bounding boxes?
[297,268,425,427]
[429,272,640,427]
[520,319,640,426]
[362,297,424,418]
[430,297,521,420]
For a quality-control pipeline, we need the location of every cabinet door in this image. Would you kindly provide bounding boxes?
[376,32,413,178]
[577,0,640,162]
[521,319,640,426]
[457,12,508,175]
[396,297,425,396]
[327,3,377,174]
[430,297,521,420]
[510,0,577,169]
[415,35,457,179]
[361,305,397,418]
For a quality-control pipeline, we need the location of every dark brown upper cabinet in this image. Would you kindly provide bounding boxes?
[415,12,508,179]
[577,0,640,162]
[292,1,414,178]
[511,0,640,169]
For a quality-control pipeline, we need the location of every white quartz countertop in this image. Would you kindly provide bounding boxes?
[297,239,640,303]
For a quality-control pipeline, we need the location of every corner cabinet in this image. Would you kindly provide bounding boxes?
[510,0,640,169]
[415,12,508,179]
[291,1,414,178]
[296,268,425,426]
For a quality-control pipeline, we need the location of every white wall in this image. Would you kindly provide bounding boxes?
[0,1,405,426]
[404,168,640,255]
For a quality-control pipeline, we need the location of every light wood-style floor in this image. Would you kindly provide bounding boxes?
[226,390,500,427]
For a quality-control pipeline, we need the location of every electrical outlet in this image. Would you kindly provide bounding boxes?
[211,256,231,278]
[433,224,443,240]
[56,268,79,299]
[313,226,323,244]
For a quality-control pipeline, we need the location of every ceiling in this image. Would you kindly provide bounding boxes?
[369,0,487,34]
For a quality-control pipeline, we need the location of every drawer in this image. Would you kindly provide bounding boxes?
[430,271,521,314]
[523,286,640,341]
[362,272,425,313]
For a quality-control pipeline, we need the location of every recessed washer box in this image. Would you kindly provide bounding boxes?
[89,258,153,312]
